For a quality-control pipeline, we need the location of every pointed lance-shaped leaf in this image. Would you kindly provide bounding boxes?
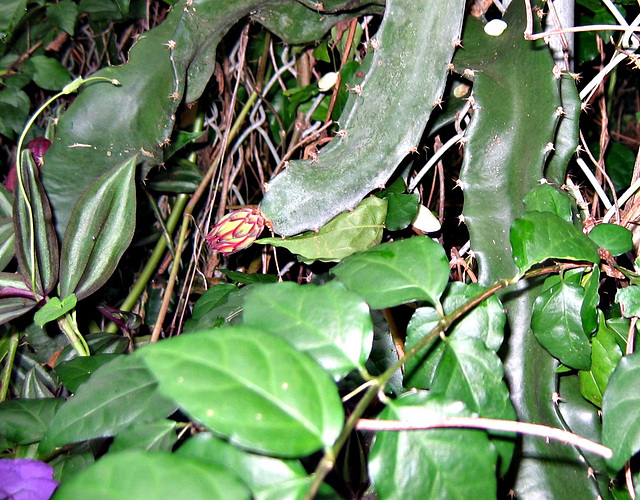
[13,151,58,297]
[59,156,136,301]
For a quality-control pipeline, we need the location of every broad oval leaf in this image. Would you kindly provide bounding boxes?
[430,337,515,475]
[109,420,177,453]
[242,281,373,380]
[257,197,387,263]
[384,193,419,231]
[53,450,250,500]
[139,327,344,457]
[531,281,591,370]
[511,211,600,274]
[13,151,58,296]
[404,282,506,389]
[369,392,497,499]
[39,354,176,454]
[331,236,449,310]
[579,311,623,408]
[522,183,576,224]
[0,398,63,445]
[177,433,336,500]
[59,156,136,300]
[55,354,121,393]
[33,294,77,327]
[588,223,633,256]
[616,285,640,318]
[602,352,640,471]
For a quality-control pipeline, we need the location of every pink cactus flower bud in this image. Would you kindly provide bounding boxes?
[205,207,266,255]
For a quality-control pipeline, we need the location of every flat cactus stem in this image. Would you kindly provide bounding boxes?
[41,0,381,238]
[260,0,465,236]
[455,2,602,498]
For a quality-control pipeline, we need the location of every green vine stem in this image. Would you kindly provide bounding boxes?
[0,328,20,402]
[57,311,90,357]
[104,193,189,334]
[305,262,592,499]
[15,76,120,296]
[150,89,260,343]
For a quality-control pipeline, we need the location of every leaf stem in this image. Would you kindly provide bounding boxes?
[57,312,90,357]
[0,328,20,402]
[15,76,120,297]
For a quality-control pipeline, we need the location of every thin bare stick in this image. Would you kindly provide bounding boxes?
[356,417,613,459]
[325,18,359,124]
[409,130,465,192]
[526,24,640,41]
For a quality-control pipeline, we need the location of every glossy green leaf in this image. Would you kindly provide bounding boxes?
[384,193,419,231]
[163,131,206,160]
[183,284,253,332]
[602,352,640,471]
[39,355,176,454]
[24,55,72,91]
[579,311,623,408]
[589,223,633,256]
[581,266,600,336]
[55,332,128,364]
[531,281,591,370]
[109,420,177,453]
[53,450,250,500]
[13,151,59,297]
[146,159,204,193]
[522,183,575,224]
[0,87,29,138]
[616,285,640,318]
[0,0,27,52]
[177,433,336,500]
[404,282,506,389]
[47,0,79,36]
[55,354,121,393]
[218,269,278,284]
[261,0,465,235]
[50,445,95,482]
[140,327,344,457]
[257,197,387,263]
[331,236,449,310]
[242,281,373,380]
[59,155,136,301]
[369,392,497,499]
[377,177,407,197]
[33,294,77,327]
[0,398,63,445]
[430,337,515,474]
[511,211,600,274]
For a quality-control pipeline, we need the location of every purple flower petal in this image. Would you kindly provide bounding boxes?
[0,459,59,500]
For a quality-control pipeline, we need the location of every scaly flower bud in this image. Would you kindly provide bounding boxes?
[205,207,265,255]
